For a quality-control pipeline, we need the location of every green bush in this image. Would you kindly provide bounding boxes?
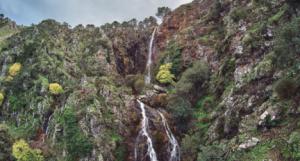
[125,74,145,94]
[0,124,13,161]
[197,144,226,161]
[167,96,192,131]
[181,133,201,161]
[157,41,182,77]
[228,141,272,161]
[274,78,298,100]
[176,61,210,98]
[12,139,44,161]
[59,107,93,160]
[230,7,248,22]
[206,0,222,21]
[273,17,300,67]
[282,132,300,160]
[156,63,175,85]
[196,96,215,110]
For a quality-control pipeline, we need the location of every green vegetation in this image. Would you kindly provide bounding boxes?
[0,92,4,105]
[8,63,22,77]
[282,132,300,160]
[157,41,182,77]
[197,143,226,161]
[181,133,201,161]
[268,5,287,24]
[228,141,273,161]
[0,124,13,161]
[175,61,210,97]
[167,96,192,131]
[273,17,300,67]
[156,63,175,85]
[58,107,93,160]
[156,7,171,19]
[230,7,248,22]
[49,83,64,95]
[12,139,44,161]
[125,74,145,94]
[274,78,298,100]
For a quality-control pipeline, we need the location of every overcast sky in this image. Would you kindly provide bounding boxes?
[0,0,193,26]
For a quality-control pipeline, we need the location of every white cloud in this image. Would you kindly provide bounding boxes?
[0,0,193,26]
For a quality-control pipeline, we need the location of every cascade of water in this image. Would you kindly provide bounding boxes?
[145,27,157,84]
[45,114,54,136]
[159,112,180,161]
[135,100,158,161]
[0,56,8,78]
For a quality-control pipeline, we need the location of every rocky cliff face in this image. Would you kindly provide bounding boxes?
[1,0,300,161]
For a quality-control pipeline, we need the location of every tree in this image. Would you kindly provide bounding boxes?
[156,63,175,85]
[273,17,300,67]
[176,61,210,97]
[156,7,171,19]
[49,83,64,95]
[60,107,93,160]
[0,124,13,161]
[12,139,44,161]
[0,92,4,105]
[8,63,22,77]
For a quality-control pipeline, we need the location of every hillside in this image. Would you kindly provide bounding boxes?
[1,0,300,161]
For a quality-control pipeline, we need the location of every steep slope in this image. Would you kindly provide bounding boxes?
[1,0,300,161]
[153,0,300,160]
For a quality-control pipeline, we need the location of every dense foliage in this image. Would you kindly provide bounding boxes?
[156,63,175,85]
[12,139,44,161]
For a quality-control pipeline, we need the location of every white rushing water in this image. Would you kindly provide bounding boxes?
[135,100,158,161]
[145,27,157,84]
[134,26,180,161]
[159,112,180,161]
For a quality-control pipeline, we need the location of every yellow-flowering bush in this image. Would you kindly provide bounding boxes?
[156,63,175,85]
[12,139,44,161]
[0,92,4,105]
[49,83,64,95]
[8,63,22,76]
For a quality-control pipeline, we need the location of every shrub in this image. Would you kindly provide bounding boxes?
[59,107,92,160]
[176,61,210,97]
[12,139,44,161]
[274,78,298,99]
[125,74,145,94]
[156,63,175,85]
[8,63,21,76]
[49,83,64,95]
[197,144,226,161]
[0,92,4,105]
[282,132,300,160]
[207,0,222,21]
[157,41,182,77]
[230,7,248,22]
[134,77,145,94]
[0,124,13,161]
[156,7,171,19]
[167,96,192,132]
[273,17,300,67]
[196,96,215,110]
[181,133,200,161]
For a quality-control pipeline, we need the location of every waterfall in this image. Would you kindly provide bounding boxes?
[145,27,157,84]
[0,56,8,82]
[0,56,8,75]
[159,112,180,161]
[135,100,158,161]
[134,26,180,161]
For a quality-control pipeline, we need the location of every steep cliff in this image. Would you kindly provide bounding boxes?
[1,0,300,161]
